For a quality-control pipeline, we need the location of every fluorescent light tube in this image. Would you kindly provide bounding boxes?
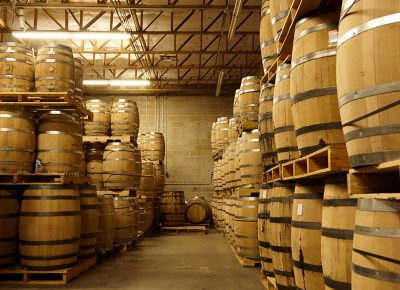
[83,79,150,86]
[12,31,131,40]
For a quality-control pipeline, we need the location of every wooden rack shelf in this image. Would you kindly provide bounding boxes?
[263,164,282,184]
[83,135,133,143]
[0,173,90,185]
[0,256,96,285]
[0,92,93,121]
[230,244,260,268]
[348,160,400,196]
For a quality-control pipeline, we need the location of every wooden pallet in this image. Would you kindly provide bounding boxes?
[161,225,208,234]
[83,135,134,143]
[280,144,350,180]
[230,244,260,268]
[348,159,400,196]
[97,189,132,197]
[0,92,93,120]
[0,256,96,285]
[0,173,90,185]
[183,222,211,228]
[260,270,277,290]
[263,164,282,183]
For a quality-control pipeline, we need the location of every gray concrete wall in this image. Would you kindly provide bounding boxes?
[101,95,233,202]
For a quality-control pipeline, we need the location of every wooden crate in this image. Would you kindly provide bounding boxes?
[161,225,208,234]
[0,173,90,185]
[348,159,400,196]
[0,256,96,285]
[0,92,92,120]
[280,144,350,180]
[234,187,260,197]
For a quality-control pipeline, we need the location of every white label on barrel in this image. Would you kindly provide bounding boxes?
[297,203,303,216]
[328,30,338,48]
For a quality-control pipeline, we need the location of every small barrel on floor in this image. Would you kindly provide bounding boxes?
[185,197,211,224]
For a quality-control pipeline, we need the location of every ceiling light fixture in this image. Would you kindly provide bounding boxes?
[83,79,151,87]
[12,31,131,40]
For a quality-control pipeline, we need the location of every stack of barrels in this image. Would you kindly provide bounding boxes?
[253,1,400,290]
[211,73,264,264]
[135,132,166,234]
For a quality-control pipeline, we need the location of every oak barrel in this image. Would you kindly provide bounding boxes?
[352,198,400,290]
[103,142,141,190]
[0,107,36,173]
[273,63,299,163]
[235,196,260,260]
[269,0,291,49]
[337,1,400,167]
[111,99,140,141]
[291,179,324,290]
[73,58,83,103]
[322,175,356,290]
[259,83,277,170]
[97,196,115,253]
[215,117,230,155]
[137,197,154,233]
[239,76,260,130]
[114,197,137,245]
[238,129,263,187]
[37,111,83,174]
[258,184,275,279]
[160,191,186,226]
[185,197,211,224]
[0,188,20,268]
[291,12,344,156]
[79,185,98,260]
[260,1,278,74]
[0,42,34,92]
[84,99,111,136]
[138,162,156,197]
[139,132,165,162]
[19,185,81,270]
[35,44,75,93]
[270,182,296,289]
[85,143,104,190]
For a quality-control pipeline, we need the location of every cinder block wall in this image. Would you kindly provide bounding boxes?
[97,95,233,202]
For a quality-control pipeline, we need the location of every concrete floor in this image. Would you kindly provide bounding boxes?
[5,229,264,290]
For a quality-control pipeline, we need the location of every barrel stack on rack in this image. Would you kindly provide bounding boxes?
[0,42,99,283]
[258,1,400,290]
[137,132,166,234]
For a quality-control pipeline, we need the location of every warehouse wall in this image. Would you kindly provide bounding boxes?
[100,95,233,201]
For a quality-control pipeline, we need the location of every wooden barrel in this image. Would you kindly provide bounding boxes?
[97,196,115,252]
[215,198,223,229]
[37,111,83,174]
[141,132,165,161]
[138,162,156,197]
[259,83,277,170]
[227,142,236,189]
[221,151,229,191]
[234,141,241,188]
[258,184,275,279]
[0,42,34,92]
[270,181,296,289]
[137,197,154,233]
[269,0,291,49]
[0,188,20,268]
[352,198,400,290]
[239,129,263,187]
[273,63,299,163]
[79,185,98,260]
[291,179,324,290]
[0,107,35,173]
[111,99,140,141]
[73,58,83,103]
[35,44,75,93]
[85,143,104,189]
[114,197,137,245]
[185,197,211,224]
[228,196,236,244]
[234,196,260,260]
[84,99,111,136]
[216,117,230,155]
[211,197,217,224]
[154,163,165,193]
[213,159,221,192]
[260,1,278,74]
[291,12,344,157]
[228,117,238,143]
[19,185,80,270]
[103,142,141,190]
[160,191,186,226]
[239,76,260,130]
[337,1,400,167]
[322,175,356,290]
[233,89,240,123]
